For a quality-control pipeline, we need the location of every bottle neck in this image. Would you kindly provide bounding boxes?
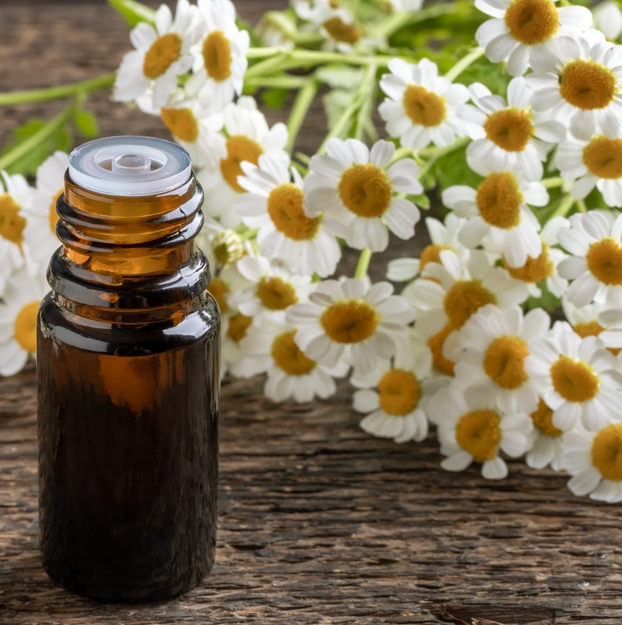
[49,174,210,320]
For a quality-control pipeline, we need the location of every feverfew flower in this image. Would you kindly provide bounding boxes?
[221,312,257,378]
[114,0,202,108]
[230,256,313,326]
[236,154,341,277]
[430,384,533,479]
[442,166,548,268]
[557,211,622,307]
[23,151,68,275]
[555,128,622,207]
[475,0,592,76]
[286,278,415,375]
[594,2,622,42]
[379,58,469,150]
[526,329,622,432]
[528,33,622,141]
[0,171,29,288]
[304,139,422,253]
[207,263,250,318]
[459,78,565,182]
[387,214,469,283]
[187,0,250,113]
[0,268,49,376]
[197,97,288,228]
[295,0,360,52]
[526,398,564,470]
[561,424,622,503]
[239,323,348,402]
[450,304,550,415]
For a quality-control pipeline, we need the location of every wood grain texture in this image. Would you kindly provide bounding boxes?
[2,2,622,624]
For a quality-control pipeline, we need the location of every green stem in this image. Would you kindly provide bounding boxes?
[373,3,459,38]
[389,146,414,165]
[354,64,377,141]
[354,248,372,280]
[247,46,288,59]
[549,194,575,219]
[576,199,587,213]
[444,47,485,83]
[0,72,115,107]
[418,136,470,160]
[244,75,311,89]
[293,31,325,46]
[286,80,320,153]
[0,103,75,171]
[541,176,564,189]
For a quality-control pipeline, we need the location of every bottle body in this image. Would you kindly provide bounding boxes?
[36,137,220,602]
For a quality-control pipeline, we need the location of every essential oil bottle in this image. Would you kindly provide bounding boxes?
[36,136,220,602]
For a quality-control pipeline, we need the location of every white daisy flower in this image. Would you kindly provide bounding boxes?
[594,2,622,42]
[352,337,438,444]
[286,278,416,375]
[459,78,566,182]
[0,171,29,289]
[113,0,202,108]
[304,139,422,253]
[379,58,469,150]
[0,267,49,376]
[557,211,622,308]
[196,217,248,271]
[475,0,592,76]
[220,311,259,378]
[387,214,469,283]
[238,322,348,402]
[555,127,622,207]
[442,165,548,268]
[526,328,622,432]
[230,256,313,326]
[483,215,569,299]
[526,398,564,470]
[528,32,622,141]
[430,383,533,479]
[236,154,341,277]
[23,151,68,276]
[295,0,360,53]
[562,298,611,342]
[207,262,250,318]
[256,11,296,49]
[450,304,550,415]
[561,424,622,503]
[197,96,289,229]
[186,0,250,113]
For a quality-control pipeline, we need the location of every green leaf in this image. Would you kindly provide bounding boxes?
[0,118,72,177]
[410,193,430,210]
[74,110,99,138]
[261,88,289,111]
[108,0,155,28]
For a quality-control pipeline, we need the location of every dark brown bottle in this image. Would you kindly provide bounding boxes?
[36,137,220,602]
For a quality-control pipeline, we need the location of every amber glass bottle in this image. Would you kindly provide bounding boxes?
[37,137,220,602]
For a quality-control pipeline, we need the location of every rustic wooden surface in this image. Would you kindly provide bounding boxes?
[2,1,622,624]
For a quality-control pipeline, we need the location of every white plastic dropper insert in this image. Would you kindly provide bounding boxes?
[68,136,192,196]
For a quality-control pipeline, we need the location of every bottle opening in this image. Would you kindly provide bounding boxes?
[69,136,191,196]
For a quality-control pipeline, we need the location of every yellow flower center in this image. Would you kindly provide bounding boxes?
[267,183,321,240]
[161,107,200,143]
[560,60,617,111]
[592,424,622,481]
[323,17,360,43]
[209,277,230,313]
[574,320,604,340]
[227,313,252,343]
[456,409,501,463]
[320,299,379,344]
[143,33,182,80]
[443,280,497,329]
[49,189,62,235]
[504,0,559,45]
[531,397,562,437]
[504,244,554,283]
[420,244,452,271]
[220,135,265,193]
[202,31,233,82]
[0,193,26,245]
[211,230,244,265]
[14,301,40,353]
[483,335,529,389]
[378,368,421,416]
[402,85,447,127]
[257,276,299,310]
[550,356,599,403]
[586,237,622,286]
[338,164,393,218]
[583,136,622,179]
[427,323,456,376]
[271,330,316,375]
[476,172,523,229]
[484,108,535,153]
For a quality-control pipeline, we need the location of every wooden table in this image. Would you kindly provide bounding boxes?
[1,2,622,623]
